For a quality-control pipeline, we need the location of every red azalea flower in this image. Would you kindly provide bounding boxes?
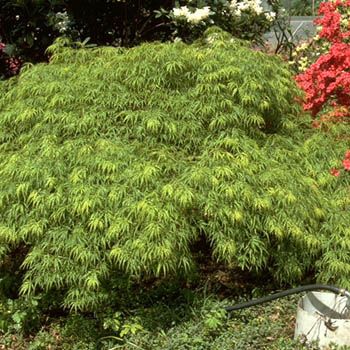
[343,159,350,170]
[295,0,350,120]
[345,150,350,159]
[330,168,340,176]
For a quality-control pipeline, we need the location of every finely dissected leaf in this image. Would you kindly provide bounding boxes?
[0,28,349,310]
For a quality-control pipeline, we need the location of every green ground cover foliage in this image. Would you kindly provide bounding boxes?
[0,28,350,311]
[1,285,350,350]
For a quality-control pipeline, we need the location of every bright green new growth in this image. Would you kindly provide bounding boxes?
[0,29,349,310]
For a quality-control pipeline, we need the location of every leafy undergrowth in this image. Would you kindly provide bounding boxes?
[1,275,350,350]
[0,292,298,350]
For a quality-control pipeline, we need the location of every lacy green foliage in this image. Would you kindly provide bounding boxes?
[0,28,349,310]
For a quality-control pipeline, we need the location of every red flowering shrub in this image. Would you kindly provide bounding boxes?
[317,0,350,40]
[296,0,350,118]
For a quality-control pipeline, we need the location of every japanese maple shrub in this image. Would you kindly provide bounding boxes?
[0,28,350,311]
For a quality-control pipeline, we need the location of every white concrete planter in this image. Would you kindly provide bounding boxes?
[294,292,350,349]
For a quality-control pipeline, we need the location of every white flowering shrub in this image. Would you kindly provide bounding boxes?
[170,0,277,43]
[229,0,264,16]
[173,6,212,24]
[54,11,71,34]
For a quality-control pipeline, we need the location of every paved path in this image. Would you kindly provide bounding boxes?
[290,16,317,40]
[265,16,317,46]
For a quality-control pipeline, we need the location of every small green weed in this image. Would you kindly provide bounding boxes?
[0,297,40,334]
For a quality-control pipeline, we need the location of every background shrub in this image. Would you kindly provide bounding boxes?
[166,0,277,44]
[0,28,349,312]
[0,0,64,62]
[1,0,280,76]
[0,0,173,69]
[0,41,21,79]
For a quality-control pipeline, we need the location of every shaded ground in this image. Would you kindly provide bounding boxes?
[1,264,347,350]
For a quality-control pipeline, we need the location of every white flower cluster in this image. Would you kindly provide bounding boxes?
[229,0,263,16]
[172,6,211,25]
[265,11,276,22]
[55,11,70,34]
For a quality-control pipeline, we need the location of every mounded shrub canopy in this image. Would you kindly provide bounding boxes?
[0,29,350,310]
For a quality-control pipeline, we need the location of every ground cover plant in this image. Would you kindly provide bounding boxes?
[1,28,350,313]
[0,286,314,350]
[1,281,350,350]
